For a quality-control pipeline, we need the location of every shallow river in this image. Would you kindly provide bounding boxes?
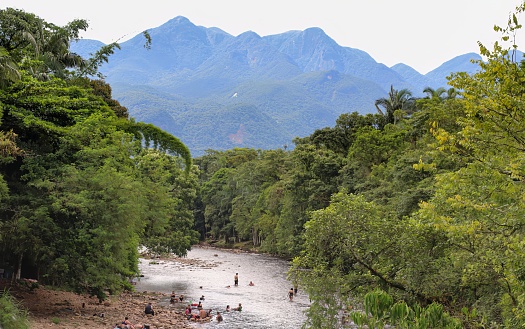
[136,246,309,328]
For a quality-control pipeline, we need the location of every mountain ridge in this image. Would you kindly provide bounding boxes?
[71,16,483,156]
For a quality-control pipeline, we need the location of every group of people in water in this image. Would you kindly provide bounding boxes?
[115,272,298,326]
[164,274,248,323]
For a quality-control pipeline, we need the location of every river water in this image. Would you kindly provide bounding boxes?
[136,246,309,329]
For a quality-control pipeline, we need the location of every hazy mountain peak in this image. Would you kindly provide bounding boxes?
[304,27,326,34]
[166,16,192,26]
[237,30,262,40]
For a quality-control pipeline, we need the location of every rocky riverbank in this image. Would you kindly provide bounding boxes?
[1,276,209,329]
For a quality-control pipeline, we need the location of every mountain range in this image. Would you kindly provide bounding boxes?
[71,16,484,156]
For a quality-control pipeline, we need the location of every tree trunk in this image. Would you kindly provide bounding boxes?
[15,253,22,281]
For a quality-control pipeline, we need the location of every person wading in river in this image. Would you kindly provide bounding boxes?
[234,272,239,286]
[289,288,294,301]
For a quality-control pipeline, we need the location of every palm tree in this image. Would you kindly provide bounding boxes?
[375,85,415,125]
[30,19,89,79]
[422,86,457,101]
[423,87,447,100]
[0,8,89,80]
[0,47,20,88]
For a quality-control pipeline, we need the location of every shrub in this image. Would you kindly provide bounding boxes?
[0,289,29,329]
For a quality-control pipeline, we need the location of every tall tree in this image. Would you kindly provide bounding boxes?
[375,85,415,127]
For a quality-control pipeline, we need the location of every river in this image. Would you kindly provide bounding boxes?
[136,246,309,328]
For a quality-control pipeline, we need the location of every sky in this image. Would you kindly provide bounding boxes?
[1,0,524,74]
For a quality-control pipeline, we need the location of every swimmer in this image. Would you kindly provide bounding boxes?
[233,303,242,311]
[248,281,254,286]
[216,311,223,322]
[226,305,230,312]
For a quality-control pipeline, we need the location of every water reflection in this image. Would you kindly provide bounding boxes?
[136,246,309,329]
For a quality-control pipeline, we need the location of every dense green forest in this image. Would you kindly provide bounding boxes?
[192,4,525,328]
[2,4,525,329]
[0,8,197,302]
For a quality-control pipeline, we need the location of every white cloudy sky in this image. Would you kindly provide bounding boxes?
[1,0,523,73]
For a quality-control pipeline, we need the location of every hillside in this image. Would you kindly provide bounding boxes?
[71,16,482,156]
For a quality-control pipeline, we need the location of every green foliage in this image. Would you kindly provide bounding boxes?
[0,7,90,82]
[374,85,416,127]
[0,9,196,298]
[0,290,29,329]
[351,290,462,329]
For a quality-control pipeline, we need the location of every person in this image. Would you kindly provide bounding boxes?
[185,305,192,318]
[248,281,254,286]
[144,302,155,316]
[288,288,293,301]
[199,295,205,301]
[197,301,203,309]
[234,272,239,286]
[216,311,223,322]
[294,284,298,296]
[289,288,294,301]
[179,294,184,302]
[170,291,176,304]
[226,305,230,312]
[199,308,208,319]
[233,303,242,311]
[122,316,135,329]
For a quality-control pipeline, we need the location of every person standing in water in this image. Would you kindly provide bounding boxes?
[234,273,239,286]
[289,288,294,301]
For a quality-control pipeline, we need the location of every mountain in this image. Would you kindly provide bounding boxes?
[425,53,482,87]
[71,16,482,156]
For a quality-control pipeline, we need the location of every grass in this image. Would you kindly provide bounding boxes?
[0,289,30,329]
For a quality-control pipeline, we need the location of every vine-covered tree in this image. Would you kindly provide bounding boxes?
[0,9,197,299]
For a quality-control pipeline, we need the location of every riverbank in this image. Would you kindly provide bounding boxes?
[1,245,301,329]
[0,278,199,329]
[0,248,224,329]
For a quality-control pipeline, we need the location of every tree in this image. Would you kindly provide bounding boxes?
[413,3,525,325]
[0,74,193,297]
[0,8,89,81]
[375,85,415,126]
[291,192,414,328]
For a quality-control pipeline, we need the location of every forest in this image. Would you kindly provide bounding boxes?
[2,4,525,328]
